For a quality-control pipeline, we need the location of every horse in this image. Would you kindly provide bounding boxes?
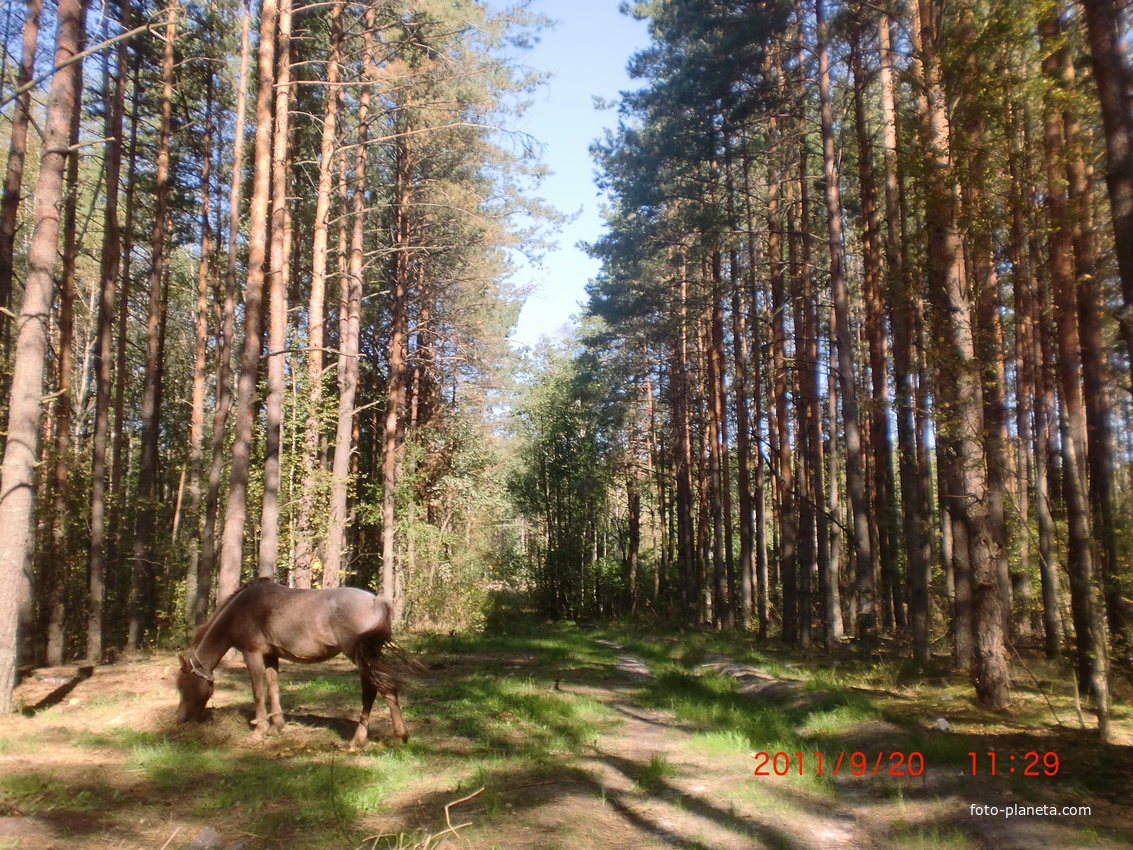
[176,578,408,748]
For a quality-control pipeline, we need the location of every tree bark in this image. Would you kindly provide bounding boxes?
[911,0,1008,708]
[45,59,84,666]
[1060,47,1124,653]
[1034,267,1063,657]
[851,28,900,635]
[381,115,413,602]
[731,154,755,631]
[199,0,251,620]
[108,48,142,598]
[1041,16,1111,737]
[670,262,697,618]
[127,0,177,651]
[218,0,278,605]
[880,4,930,662]
[1077,0,1133,385]
[259,0,293,578]
[185,55,215,627]
[817,0,874,640]
[87,0,131,660]
[1007,98,1036,640]
[0,0,85,713]
[294,0,343,589]
[325,4,376,588]
[707,248,732,629]
[0,0,42,354]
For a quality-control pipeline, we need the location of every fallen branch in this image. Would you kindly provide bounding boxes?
[423,786,483,849]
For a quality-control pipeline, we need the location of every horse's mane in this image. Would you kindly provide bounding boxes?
[188,578,264,648]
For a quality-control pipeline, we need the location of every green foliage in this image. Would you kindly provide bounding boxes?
[508,341,632,618]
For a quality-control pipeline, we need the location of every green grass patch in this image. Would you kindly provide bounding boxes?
[408,671,612,761]
[635,752,676,794]
[693,728,750,755]
[0,771,113,815]
[639,757,670,797]
[286,677,357,698]
[891,825,971,849]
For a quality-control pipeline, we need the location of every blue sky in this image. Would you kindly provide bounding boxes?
[505,0,652,349]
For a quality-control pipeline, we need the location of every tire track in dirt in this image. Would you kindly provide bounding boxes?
[579,640,863,850]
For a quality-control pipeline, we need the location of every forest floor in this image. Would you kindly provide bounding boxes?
[1,612,1132,850]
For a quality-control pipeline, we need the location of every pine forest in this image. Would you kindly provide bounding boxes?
[2,0,1132,747]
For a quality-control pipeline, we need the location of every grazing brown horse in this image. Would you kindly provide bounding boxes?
[176,578,407,748]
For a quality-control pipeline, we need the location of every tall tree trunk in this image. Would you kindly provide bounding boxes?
[325,5,376,588]
[1041,16,1111,738]
[1076,0,1133,383]
[817,0,874,639]
[670,264,697,618]
[127,0,177,651]
[741,159,770,637]
[912,0,1008,708]
[0,0,85,713]
[707,249,731,629]
[1061,48,1125,653]
[790,28,838,644]
[218,0,278,605]
[87,0,130,660]
[381,120,412,603]
[199,0,251,620]
[259,0,293,578]
[955,0,1012,641]
[46,63,84,666]
[109,50,142,599]
[185,61,215,627]
[294,0,342,589]
[770,154,797,644]
[880,4,930,662]
[1007,98,1036,640]
[731,157,755,630]
[0,0,42,354]
[1034,268,1063,657]
[851,28,900,634]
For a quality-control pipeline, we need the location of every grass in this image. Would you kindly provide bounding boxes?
[891,825,972,849]
[3,615,1131,850]
[630,655,881,791]
[635,752,676,794]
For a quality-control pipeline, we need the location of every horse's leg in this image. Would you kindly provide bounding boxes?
[349,675,377,750]
[264,654,284,735]
[243,651,269,739]
[381,685,409,744]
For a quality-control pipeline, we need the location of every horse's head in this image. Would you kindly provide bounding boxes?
[176,654,213,722]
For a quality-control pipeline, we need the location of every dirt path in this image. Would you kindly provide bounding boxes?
[378,640,1122,850]
[575,644,862,850]
[372,640,869,849]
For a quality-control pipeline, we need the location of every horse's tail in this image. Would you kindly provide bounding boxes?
[356,597,405,696]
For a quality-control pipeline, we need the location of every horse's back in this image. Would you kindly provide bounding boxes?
[234,580,393,663]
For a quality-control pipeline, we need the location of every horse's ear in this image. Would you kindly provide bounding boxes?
[179,654,190,673]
